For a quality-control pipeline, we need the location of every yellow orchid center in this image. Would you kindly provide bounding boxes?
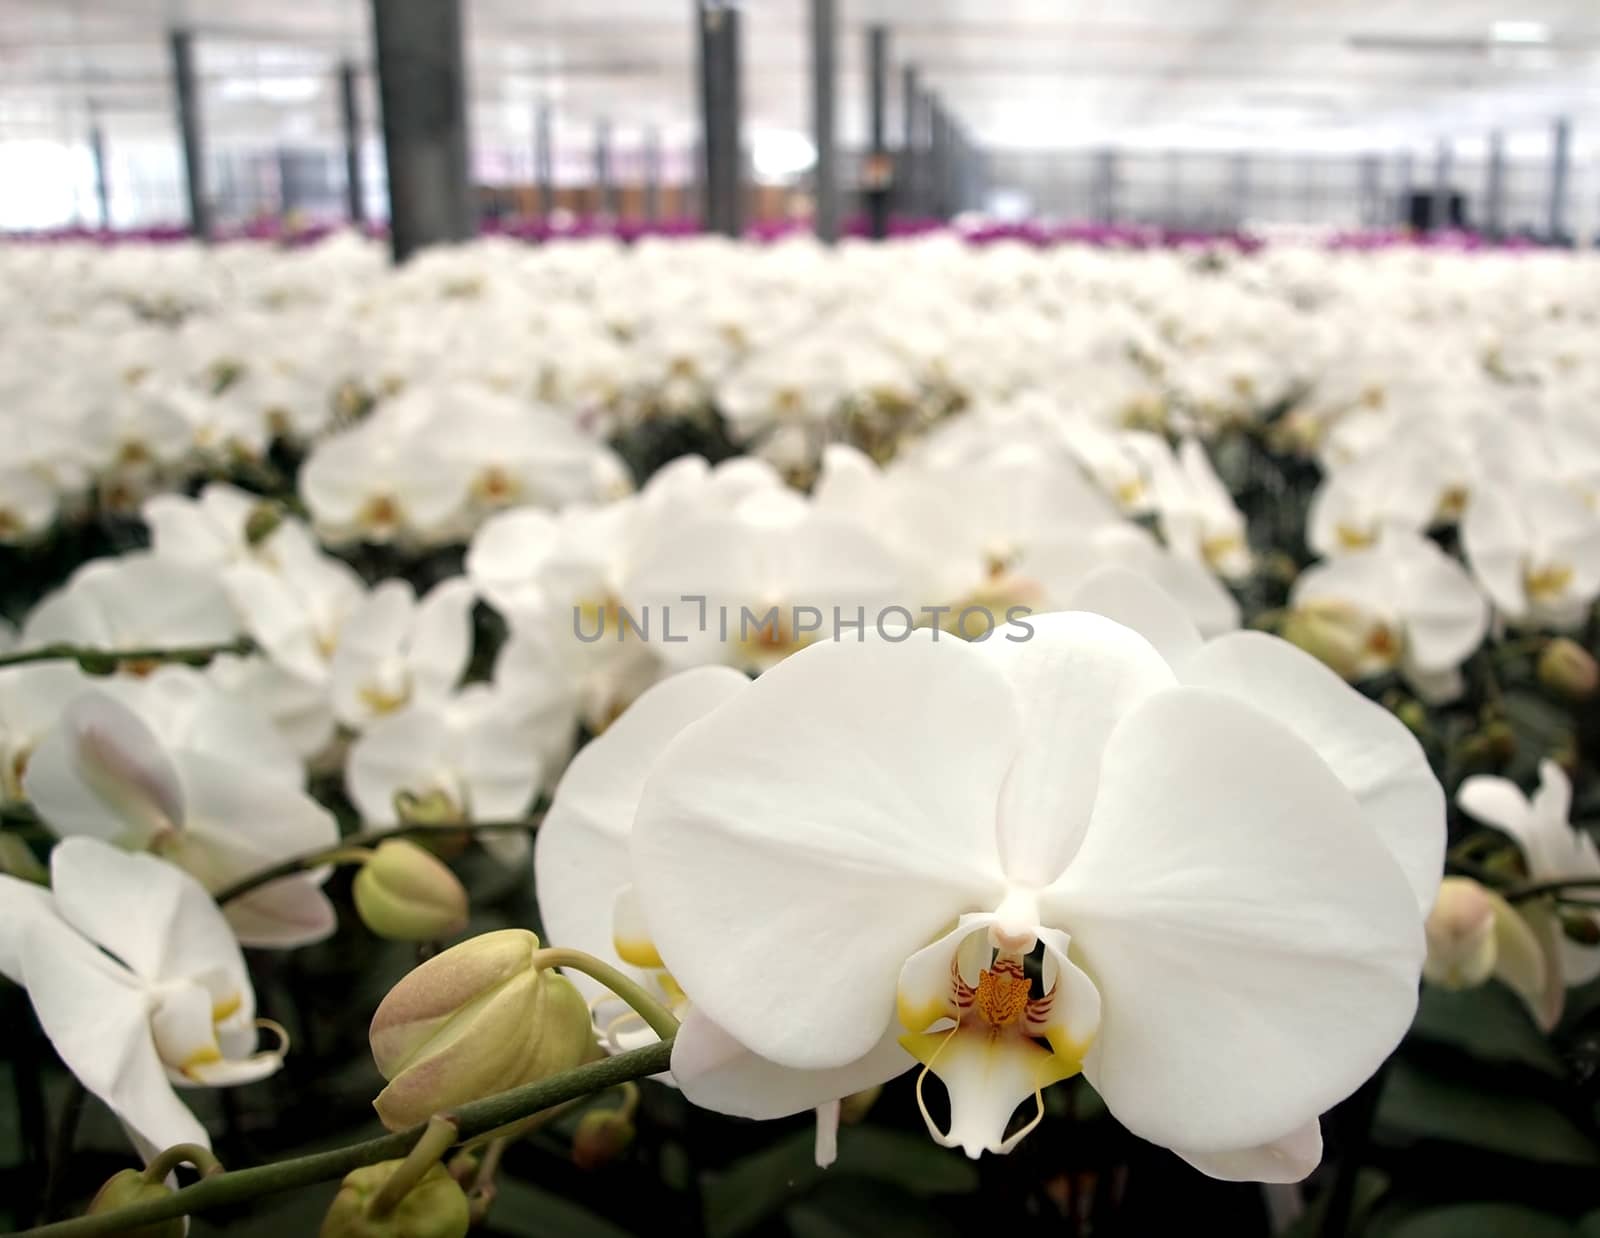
[1525,563,1574,602]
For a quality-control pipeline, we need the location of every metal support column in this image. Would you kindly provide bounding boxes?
[169,28,210,241]
[371,0,473,261]
[809,0,838,241]
[928,99,949,220]
[1356,153,1379,228]
[535,104,554,219]
[89,122,111,229]
[595,118,613,217]
[1229,152,1250,227]
[1550,117,1572,242]
[339,61,365,224]
[643,126,662,222]
[1431,139,1452,232]
[696,0,743,237]
[1092,148,1117,223]
[1485,131,1506,240]
[864,25,891,238]
[1396,150,1414,226]
[900,66,920,218]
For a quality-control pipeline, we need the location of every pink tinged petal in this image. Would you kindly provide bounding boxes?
[21,914,211,1158]
[178,750,341,867]
[49,838,253,1020]
[535,667,749,1005]
[669,1007,913,1121]
[42,692,185,842]
[632,634,1017,1071]
[1179,631,1445,915]
[1173,1120,1323,1184]
[223,877,338,950]
[974,612,1177,885]
[1045,688,1424,1153]
[1062,566,1204,666]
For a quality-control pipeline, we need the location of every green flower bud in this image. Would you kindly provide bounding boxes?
[572,1108,635,1171]
[320,1161,468,1238]
[244,502,285,547]
[353,840,469,943]
[369,929,597,1131]
[86,1169,184,1238]
[1539,638,1599,702]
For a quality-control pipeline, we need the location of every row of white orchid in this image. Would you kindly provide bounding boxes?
[1,236,1599,1227]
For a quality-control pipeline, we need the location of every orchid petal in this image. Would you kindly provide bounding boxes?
[1173,1120,1322,1183]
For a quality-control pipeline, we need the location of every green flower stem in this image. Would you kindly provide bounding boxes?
[213,820,543,905]
[141,1144,223,1184]
[0,637,256,672]
[527,947,681,1042]
[368,1115,458,1218]
[15,1039,672,1238]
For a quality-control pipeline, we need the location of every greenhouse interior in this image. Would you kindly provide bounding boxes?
[3,1,1600,1236]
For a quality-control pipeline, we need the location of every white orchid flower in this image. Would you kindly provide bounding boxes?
[0,464,59,544]
[1457,760,1600,989]
[0,663,92,801]
[222,527,367,685]
[536,667,907,1167]
[25,690,339,948]
[22,553,241,658]
[632,613,1434,1179]
[0,837,285,1161]
[142,482,286,570]
[1306,452,1445,557]
[1289,533,1489,703]
[347,683,550,867]
[330,578,476,730]
[300,414,468,547]
[1462,478,1600,631]
[1154,438,1253,581]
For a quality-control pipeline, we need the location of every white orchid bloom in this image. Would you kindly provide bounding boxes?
[347,683,550,867]
[1457,760,1600,988]
[1306,453,1445,557]
[626,487,907,671]
[221,527,367,685]
[142,482,284,570]
[0,838,285,1161]
[632,614,1434,1179]
[1289,534,1489,703]
[1155,438,1253,581]
[0,663,92,801]
[300,414,468,546]
[1462,479,1600,631]
[0,464,59,544]
[330,578,475,730]
[25,691,339,948]
[21,553,240,658]
[536,667,907,1167]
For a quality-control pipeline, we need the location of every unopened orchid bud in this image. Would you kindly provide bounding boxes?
[244,502,285,547]
[1457,720,1517,768]
[1280,602,1372,681]
[1394,700,1428,736]
[86,1170,184,1238]
[572,1108,636,1170]
[353,841,469,943]
[369,929,597,1130]
[1539,638,1599,702]
[1425,877,1562,1031]
[320,1161,469,1238]
[395,789,466,828]
[1423,877,1498,989]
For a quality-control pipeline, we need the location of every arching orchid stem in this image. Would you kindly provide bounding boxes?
[1508,876,1600,904]
[368,1115,458,1219]
[0,637,257,673]
[15,1038,672,1238]
[212,819,544,905]
[528,947,681,1042]
[142,1144,223,1184]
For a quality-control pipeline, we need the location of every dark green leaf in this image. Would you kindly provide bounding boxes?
[486,1178,636,1238]
[1377,1061,1600,1167]
[705,1125,978,1238]
[1411,983,1568,1079]
[786,1179,960,1238]
[1377,1202,1576,1238]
